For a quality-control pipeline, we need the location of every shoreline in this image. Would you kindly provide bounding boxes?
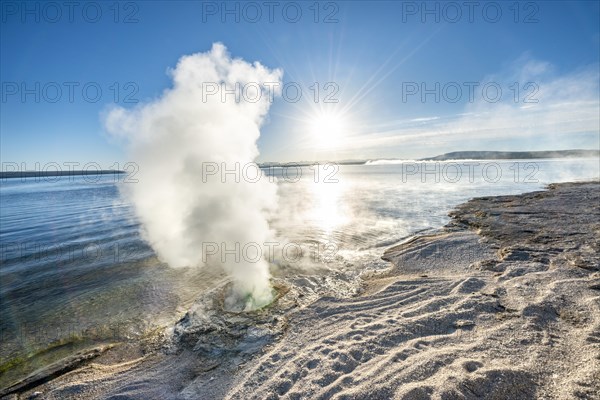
[2,181,599,399]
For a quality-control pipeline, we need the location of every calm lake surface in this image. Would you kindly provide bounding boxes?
[1,159,598,381]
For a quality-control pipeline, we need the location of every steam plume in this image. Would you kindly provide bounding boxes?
[104,43,282,309]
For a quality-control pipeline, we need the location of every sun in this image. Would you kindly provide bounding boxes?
[309,111,346,149]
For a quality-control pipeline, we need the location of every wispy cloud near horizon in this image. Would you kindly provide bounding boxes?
[299,56,599,160]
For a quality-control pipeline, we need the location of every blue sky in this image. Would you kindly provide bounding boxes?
[1,1,599,165]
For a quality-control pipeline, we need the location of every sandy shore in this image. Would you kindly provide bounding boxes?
[3,181,599,399]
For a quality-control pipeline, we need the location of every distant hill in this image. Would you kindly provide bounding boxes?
[260,149,599,167]
[0,170,125,179]
[258,160,366,168]
[422,150,600,161]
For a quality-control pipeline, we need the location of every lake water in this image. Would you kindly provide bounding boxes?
[1,158,598,383]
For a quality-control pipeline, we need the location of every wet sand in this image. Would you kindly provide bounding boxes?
[2,181,599,399]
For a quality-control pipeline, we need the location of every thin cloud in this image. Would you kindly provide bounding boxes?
[327,57,600,157]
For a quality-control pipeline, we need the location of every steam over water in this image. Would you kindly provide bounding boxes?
[0,159,598,376]
[104,43,282,310]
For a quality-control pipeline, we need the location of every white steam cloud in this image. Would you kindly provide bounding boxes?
[104,43,282,309]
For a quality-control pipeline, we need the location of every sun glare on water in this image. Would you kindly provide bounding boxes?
[309,175,348,233]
